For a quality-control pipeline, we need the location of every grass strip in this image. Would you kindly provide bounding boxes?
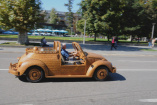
[141,49,157,51]
[0,42,41,46]
[0,34,148,43]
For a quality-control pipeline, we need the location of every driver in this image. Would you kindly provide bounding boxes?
[61,43,77,60]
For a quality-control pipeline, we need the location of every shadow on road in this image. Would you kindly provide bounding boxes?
[107,73,126,81]
[44,78,95,82]
[18,72,125,83]
[63,43,149,52]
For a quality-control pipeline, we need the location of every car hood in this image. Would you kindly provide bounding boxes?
[86,52,106,60]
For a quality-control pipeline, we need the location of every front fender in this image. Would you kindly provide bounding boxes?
[86,60,113,77]
[17,59,49,76]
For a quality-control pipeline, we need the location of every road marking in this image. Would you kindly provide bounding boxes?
[19,104,33,105]
[118,69,157,71]
[139,99,157,103]
[0,69,8,71]
[102,54,157,57]
[118,60,157,63]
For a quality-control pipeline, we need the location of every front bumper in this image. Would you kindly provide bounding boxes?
[8,63,20,76]
[112,66,116,73]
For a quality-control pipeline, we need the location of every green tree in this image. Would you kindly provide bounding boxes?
[77,19,85,34]
[78,0,157,41]
[144,0,157,38]
[0,0,42,44]
[64,0,74,28]
[103,0,125,40]
[121,0,157,41]
[78,0,106,41]
[49,8,60,24]
[78,0,124,41]
[121,0,142,40]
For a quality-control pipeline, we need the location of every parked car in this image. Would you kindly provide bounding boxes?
[45,33,51,36]
[27,32,32,35]
[9,41,116,83]
[12,31,19,35]
[32,32,39,36]
[40,33,52,36]
[2,31,13,34]
[2,31,19,35]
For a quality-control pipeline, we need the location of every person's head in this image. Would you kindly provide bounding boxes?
[62,43,66,49]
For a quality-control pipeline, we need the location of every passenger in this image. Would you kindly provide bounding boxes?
[41,37,49,47]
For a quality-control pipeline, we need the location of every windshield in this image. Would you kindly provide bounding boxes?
[72,42,86,59]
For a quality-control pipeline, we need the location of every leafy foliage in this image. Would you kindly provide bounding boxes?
[0,0,42,44]
[0,0,42,32]
[77,0,124,41]
[64,0,74,28]
[121,0,157,39]
[77,0,157,41]
[49,8,60,24]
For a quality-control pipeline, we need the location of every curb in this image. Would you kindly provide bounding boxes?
[0,38,151,46]
[0,50,156,57]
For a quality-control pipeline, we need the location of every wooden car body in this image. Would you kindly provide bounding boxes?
[9,41,116,82]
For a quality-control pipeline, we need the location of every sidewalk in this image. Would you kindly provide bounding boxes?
[0,40,157,56]
[0,38,152,46]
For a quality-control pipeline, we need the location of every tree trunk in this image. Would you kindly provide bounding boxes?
[94,33,96,41]
[107,34,110,42]
[131,35,133,43]
[137,35,140,43]
[18,31,29,45]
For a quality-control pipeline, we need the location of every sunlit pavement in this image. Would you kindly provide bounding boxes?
[0,40,157,57]
[0,40,157,105]
[0,53,157,105]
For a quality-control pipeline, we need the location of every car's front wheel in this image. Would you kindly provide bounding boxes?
[26,67,44,83]
[18,75,27,82]
[94,67,109,81]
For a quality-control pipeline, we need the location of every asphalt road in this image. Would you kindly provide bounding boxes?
[0,47,157,105]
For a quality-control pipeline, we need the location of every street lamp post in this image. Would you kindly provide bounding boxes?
[83,19,86,44]
[33,22,36,36]
[151,23,156,38]
[71,27,73,35]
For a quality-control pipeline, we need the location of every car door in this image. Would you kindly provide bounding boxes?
[61,64,86,75]
[61,42,86,75]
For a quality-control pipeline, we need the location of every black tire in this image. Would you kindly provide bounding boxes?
[94,67,109,81]
[18,75,27,82]
[26,67,44,83]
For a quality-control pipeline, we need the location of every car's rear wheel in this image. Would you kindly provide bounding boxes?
[26,67,44,83]
[94,67,109,81]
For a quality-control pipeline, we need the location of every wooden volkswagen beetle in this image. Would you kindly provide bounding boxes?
[9,41,116,82]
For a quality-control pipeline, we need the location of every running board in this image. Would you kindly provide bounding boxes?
[46,75,92,78]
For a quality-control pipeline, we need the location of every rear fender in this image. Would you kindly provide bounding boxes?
[86,60,112,77]
[17,59,49,76]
